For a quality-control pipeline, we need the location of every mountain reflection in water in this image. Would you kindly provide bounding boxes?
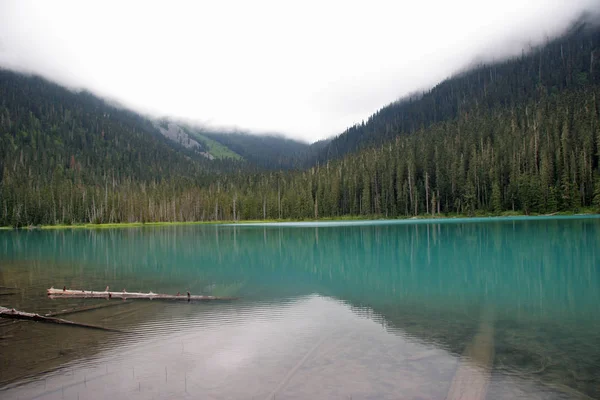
[0,216,599,399]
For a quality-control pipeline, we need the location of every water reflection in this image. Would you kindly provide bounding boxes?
[0,216,599,398]
[0,296,572,400]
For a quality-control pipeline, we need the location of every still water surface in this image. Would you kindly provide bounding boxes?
[0,217,599,399]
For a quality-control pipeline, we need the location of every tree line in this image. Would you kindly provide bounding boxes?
[2,21,600,226]
[2,85,599,226]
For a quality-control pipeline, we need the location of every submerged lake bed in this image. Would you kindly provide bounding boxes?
[0,216,599,399]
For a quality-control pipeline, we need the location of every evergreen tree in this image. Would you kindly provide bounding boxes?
[491,182,503,213]
[593,174,600,211]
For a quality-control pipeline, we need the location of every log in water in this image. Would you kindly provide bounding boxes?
[47,287,237,301]
[0,306,123,332]
[445,308,495,400]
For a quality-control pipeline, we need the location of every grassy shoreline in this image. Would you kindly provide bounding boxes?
[1,208,598,230]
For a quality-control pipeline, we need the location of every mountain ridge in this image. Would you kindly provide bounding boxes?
[316,18,600,163]
[2,19,600,226]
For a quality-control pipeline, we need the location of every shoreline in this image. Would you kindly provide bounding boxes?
[1,209,598,230]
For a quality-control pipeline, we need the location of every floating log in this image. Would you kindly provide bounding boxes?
[0,306,123,333]
[47,286,237,301]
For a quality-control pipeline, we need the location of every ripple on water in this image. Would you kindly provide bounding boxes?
[1,217,599,398]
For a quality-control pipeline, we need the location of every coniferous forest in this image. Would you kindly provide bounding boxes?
[1,22,600,227]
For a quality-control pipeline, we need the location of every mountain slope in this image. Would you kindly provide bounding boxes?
[0,69,324,225]
[201,131,312,169]
[6,80,597,226]
[2,20,600,227]
[318,19,600,162]
[151,119,315,169]
[0,70,248,186]
[154,120,243,161]
[184,129,243,161]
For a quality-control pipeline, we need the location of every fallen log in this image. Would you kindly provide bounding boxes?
[445,307,495,400]
[0,306,124,333]
[47,286,237,301]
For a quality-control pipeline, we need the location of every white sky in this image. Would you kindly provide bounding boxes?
[0,0,598,142]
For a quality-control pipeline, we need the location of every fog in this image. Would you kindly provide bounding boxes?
[0,0,598,142]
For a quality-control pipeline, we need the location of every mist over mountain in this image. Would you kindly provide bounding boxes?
[317,16,600,162]
[1,1,599,141]
[1,16,600,226]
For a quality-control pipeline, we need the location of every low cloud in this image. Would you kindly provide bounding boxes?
[1,0,598,142]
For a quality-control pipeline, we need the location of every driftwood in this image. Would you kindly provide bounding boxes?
[47,286,237,301]
[0,306,123,333]
[445,308,495,400]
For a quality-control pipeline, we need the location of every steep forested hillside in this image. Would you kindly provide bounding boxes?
[3,83,598,226]
[318,20,600,162]
[149,118,317,169]
[0,70,247,184]
[201,131,312,169]
[153,120,244,161]
[1,20,599,227]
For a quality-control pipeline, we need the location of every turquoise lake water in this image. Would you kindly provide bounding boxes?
[0,216,599,399]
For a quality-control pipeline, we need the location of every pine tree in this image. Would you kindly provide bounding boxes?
[491,182,502,214]
[593,174,600,211]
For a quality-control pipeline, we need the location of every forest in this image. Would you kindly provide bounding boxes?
[317,19,600,161]
[1,22,600,226]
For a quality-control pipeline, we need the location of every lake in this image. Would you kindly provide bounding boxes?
[1,216,599,399]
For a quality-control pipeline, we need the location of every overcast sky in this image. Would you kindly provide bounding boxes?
[0,1,599,142]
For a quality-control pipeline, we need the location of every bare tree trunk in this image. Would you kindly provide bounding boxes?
[47,287,236,301]
[408,167,414,215]
[233,193,237,221]
[0,306,123,332]
[425,172,430,215]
